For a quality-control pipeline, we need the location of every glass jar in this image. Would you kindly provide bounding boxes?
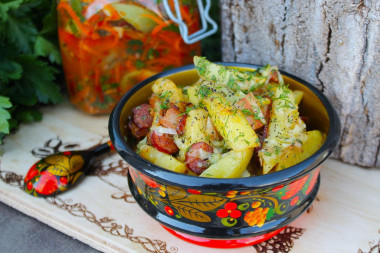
[57,0,202,114]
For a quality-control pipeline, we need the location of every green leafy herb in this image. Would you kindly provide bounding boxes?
[241,109,253,116]
[158,90,172,99]
[160,101,170,110]
[183,106,195,115]
[198,101,206,109]
[0,96,12,136]
[274,146,281,155]
[226,76,236,90]
[272,85,296,110]
[0,0,63,144]
[198,86,212,98]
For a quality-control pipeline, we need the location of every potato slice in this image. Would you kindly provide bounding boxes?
[187,85,201,106]
[177,108,209,160]
[193,56,266,92]
[139,144,187,173]
[293,90,304,105]
[183,108,209,144]
[275,130,324,171]
[204,94,260,151]
[200,148,254,178]
[258,86,307,174]
[152,78,183,103]
[188,81,245,106]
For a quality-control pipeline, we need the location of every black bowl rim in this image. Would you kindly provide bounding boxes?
[109,62,341,190]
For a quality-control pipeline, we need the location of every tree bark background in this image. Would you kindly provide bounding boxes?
[220,0,380,168]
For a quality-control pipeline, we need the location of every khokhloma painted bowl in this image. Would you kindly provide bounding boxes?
[109,63,341,248]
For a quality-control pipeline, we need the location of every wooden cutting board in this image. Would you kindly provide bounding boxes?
[1,102,379,253]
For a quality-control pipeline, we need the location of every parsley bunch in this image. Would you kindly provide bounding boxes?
[0,0,63,144]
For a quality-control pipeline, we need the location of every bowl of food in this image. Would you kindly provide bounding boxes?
[109,57,341,248]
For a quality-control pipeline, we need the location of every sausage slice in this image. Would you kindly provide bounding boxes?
[185,142,214,175]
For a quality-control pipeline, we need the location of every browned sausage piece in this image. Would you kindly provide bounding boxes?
[185,142,214,175]
[235,93,265,130]
[176,115,187,135]
[253,123,269,166]
[132,104,153,129]
[149,130,179,155]
[159,106,182,130]
[269,70,279,83]
[128,120,150,139]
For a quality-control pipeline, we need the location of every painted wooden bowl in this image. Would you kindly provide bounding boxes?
[109,63,341,248]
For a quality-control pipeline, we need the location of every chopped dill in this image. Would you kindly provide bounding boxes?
[198,86,212,98]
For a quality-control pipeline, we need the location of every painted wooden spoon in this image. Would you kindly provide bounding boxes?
[23,141,115,197]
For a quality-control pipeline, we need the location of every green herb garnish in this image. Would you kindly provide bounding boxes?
[198,86,212,98]
[0,0,63,143]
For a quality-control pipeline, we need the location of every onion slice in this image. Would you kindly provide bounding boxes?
[151,126,177,136]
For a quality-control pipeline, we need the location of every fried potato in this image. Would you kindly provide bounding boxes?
[139,143,187,173]
[152,78,183,103]
[203,94,260,151]
[258,86,307,174]
[200,148,254,178]
[275,130,324,171]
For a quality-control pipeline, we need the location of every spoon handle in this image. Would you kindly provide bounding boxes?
[92,140,115,157]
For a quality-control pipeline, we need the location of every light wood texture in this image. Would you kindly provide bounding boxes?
[220,0,380,167]
[0,102,379,252]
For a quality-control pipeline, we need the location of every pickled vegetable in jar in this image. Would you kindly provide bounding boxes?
[57,0,202,114]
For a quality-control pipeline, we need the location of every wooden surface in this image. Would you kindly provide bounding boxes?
[220,0,380,168]
[0,102,379,253]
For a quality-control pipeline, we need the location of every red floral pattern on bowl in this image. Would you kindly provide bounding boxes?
[129,167,320,230]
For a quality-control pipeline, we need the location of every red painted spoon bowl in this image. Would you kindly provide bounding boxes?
[23,141,115,197]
